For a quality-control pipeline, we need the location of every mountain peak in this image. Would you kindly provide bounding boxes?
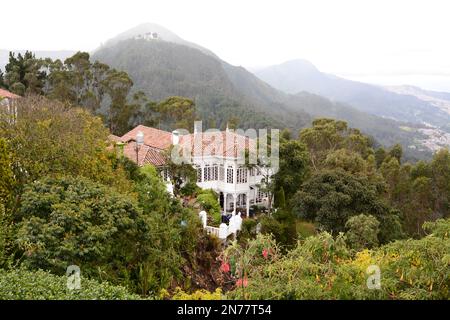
[277,59,320,73]
[98,23,216,58]
[102,23,183,47]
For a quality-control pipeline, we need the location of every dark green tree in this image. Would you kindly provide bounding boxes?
[345,214,380,251]
[292,169,402,242]
[388,143,403,163]
[274,139,310,201]
[3,51,46,95]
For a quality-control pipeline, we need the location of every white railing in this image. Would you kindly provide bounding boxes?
[205,226,220,237]
[199,210,242,240]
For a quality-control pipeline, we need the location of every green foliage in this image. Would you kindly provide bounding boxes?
[133,166,203,295]
[0,268,141,300]
[292,169,400,242]
[324,148,367,174]
[153,96,196,132]
[43,51,138,135]
[374,147,387,168]
[273,187,286,209]
[135,165,171,213]
[345,214,380,251]
[259,211,297,248]
[161,287,223,300]
[0,96,133,193]
[197,189,221,226]
[164,146,198,197]
[15,176,144,283]
[0,203,14,268]
[222,234,280,285]
[389,143,403,163]
[3,51,46,95]
[228,219,450,300]
[274,139,309,201]
[299,118,372,171]
[0,138,15,204]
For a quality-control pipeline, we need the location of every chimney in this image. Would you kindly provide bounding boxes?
[172,130,179,145]
[194,121,202,134]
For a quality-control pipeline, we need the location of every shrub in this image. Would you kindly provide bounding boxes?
[0,268,142,300]
[345,214,380,251]
[161,287,223,300]
[15,176,144,283]
[197,189,221,226]
[228,219,450,300]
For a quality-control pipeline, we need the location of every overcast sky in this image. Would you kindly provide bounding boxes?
[2,0,450,91]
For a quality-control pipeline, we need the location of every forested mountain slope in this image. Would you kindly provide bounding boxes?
[92,25,431,160]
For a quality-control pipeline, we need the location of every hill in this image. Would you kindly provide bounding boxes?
[92,25,432,161]
[255,59,450,129]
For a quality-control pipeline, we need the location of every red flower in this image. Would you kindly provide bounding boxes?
[220,262,230,273]
[236,277,248,287]
[262,249,269,259]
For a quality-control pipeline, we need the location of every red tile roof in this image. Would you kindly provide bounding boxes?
[120,125,172,150]
[179,131,257,158]
[119,125,257,166]
[122,142,167,167]
[0,88,20,99]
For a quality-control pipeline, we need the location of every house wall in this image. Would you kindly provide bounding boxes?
[192,155,267,210]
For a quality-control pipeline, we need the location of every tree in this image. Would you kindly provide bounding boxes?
[3,51,46,95]
[430,149,450,218]
[43,52,141,135]
[404,176,434,237]
[299,118,372,171]
[0,96,133,193]
[274,187,286,209]
[345,214,380,251]
[163,146,198,197]
[0,138,15,205]
[292,169,401,241]
[135,165,172,214]
[104,69,135,135]
[274,139,309,201]
[388,143,403,163]
[0,69,5,89]
[154,96,196,131]
[324,148,367,174]
[380,156,401,202]
[15,176,144,283]
[374,147,387,168]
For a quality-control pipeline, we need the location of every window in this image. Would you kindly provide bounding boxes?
[237,194,246,206]
[256,190,268,204]
[159,168,171,181]
[219,164,224,181]
[250,167,255,177]
[237,167,248,184]
[227,166,234,184]
[212,165,218,181]
[204,164,211,181]
[196,166,202,182]
[202,164,218,182]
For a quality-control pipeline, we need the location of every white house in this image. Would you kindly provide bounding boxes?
[134,32,159,41]
[0,88,20,121]
[117,124,270,217]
